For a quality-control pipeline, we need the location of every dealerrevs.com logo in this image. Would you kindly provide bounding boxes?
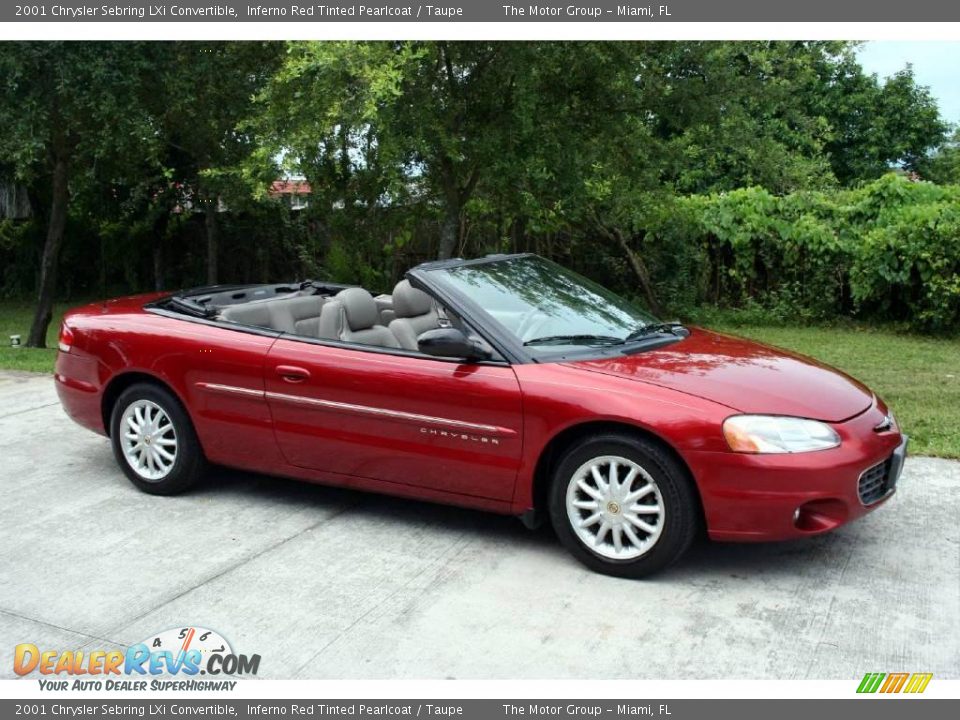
[14,626,260,691]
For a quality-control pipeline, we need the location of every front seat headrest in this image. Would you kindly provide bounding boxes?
[337,287,380,330]
[392,279,434,318]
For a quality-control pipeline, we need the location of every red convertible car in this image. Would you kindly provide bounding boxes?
[55,254,907,577]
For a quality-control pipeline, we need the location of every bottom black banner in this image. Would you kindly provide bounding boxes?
[1,699,955,720]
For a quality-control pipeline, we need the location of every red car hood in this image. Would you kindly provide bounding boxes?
[562,328,874,423]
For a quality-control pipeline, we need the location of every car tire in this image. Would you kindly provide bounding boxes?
[548,432,699,578]
[109,382,205,495]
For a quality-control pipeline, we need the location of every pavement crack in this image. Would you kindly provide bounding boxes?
[0,608,127,647]
[0,402,59,421]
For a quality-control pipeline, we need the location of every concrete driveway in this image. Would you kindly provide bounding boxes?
[1,370,957,680]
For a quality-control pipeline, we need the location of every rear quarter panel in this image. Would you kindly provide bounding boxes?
[56,300,285,473]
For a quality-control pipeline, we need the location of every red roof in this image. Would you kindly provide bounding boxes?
[270,180,312,196]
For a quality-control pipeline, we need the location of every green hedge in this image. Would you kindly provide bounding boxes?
[641,175,960,331]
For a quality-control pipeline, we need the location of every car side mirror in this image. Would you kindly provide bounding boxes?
[417,328,493,362]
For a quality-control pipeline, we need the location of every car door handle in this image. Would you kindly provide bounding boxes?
[275,365,311,382]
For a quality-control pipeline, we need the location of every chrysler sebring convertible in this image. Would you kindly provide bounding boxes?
[54,253,907,577]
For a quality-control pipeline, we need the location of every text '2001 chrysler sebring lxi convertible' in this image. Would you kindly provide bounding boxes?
[54,254,907,577]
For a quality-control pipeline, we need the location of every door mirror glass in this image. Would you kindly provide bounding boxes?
[417,328,493,362]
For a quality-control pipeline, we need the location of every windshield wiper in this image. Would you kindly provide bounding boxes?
[523,334,625,347]
[624,322,689,343]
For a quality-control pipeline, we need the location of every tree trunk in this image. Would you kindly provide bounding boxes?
[153,245,164,292]
[436,158,479,260]
[26,152,69,348]
[152,209,169,291]
[204,197,218,285]
[98,235,107,297]
[258,243,270,284]
[613,229,664,317]
[438,201,459,260]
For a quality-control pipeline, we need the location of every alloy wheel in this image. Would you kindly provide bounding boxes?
[565,455,665,560]
[119,399,178,481]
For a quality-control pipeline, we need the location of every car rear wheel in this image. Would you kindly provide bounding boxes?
[548,433,699,578]
[110,383,205,495]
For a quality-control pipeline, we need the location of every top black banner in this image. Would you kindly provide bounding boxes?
[5,0,960,22]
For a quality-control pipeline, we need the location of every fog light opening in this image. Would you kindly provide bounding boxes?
[793,499,849,533]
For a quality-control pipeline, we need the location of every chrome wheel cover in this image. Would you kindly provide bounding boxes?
[120,399,178,481]
[565,455,665,560]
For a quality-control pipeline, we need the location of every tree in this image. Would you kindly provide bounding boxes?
[260,41,895,309]
[618,42,835,194]
[0,42,157,347]
[395,42,535,259]
[818,57,947,184]
[149,42,283,284]
[917,128,960,184]
[260,41,545,260]
[512,42,846,311]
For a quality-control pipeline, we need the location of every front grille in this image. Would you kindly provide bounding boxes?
[858,458,892,505]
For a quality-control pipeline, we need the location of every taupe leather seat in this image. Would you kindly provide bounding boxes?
[318,288,401,348]
[268,295,325,336]
[220,295,325,337]
[388,280,440,350]
[374,294,396,326]
[220,302,273,329]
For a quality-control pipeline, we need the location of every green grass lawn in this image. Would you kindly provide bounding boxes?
[0,300,956,457]
[0,302,67,373]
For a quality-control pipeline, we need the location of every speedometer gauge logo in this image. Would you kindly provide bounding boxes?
[138,626,233,675]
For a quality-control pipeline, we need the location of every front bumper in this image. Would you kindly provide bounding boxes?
[686,402,907,542]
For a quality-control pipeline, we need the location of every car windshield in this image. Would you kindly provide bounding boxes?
[427,255,660,354]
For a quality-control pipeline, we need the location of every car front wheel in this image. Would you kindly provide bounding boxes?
[548,433,700,578]
[110,382,205,495]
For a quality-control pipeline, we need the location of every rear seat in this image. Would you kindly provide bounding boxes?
[269,296,325,336]
[219,295,325,337]
[219,302,273,330]
[374,294,395,326]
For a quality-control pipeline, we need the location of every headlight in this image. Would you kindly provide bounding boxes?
[723,415,841,454]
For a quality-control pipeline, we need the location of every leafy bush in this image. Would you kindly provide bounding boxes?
[638,174,960,331]
[852,200,960,330]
